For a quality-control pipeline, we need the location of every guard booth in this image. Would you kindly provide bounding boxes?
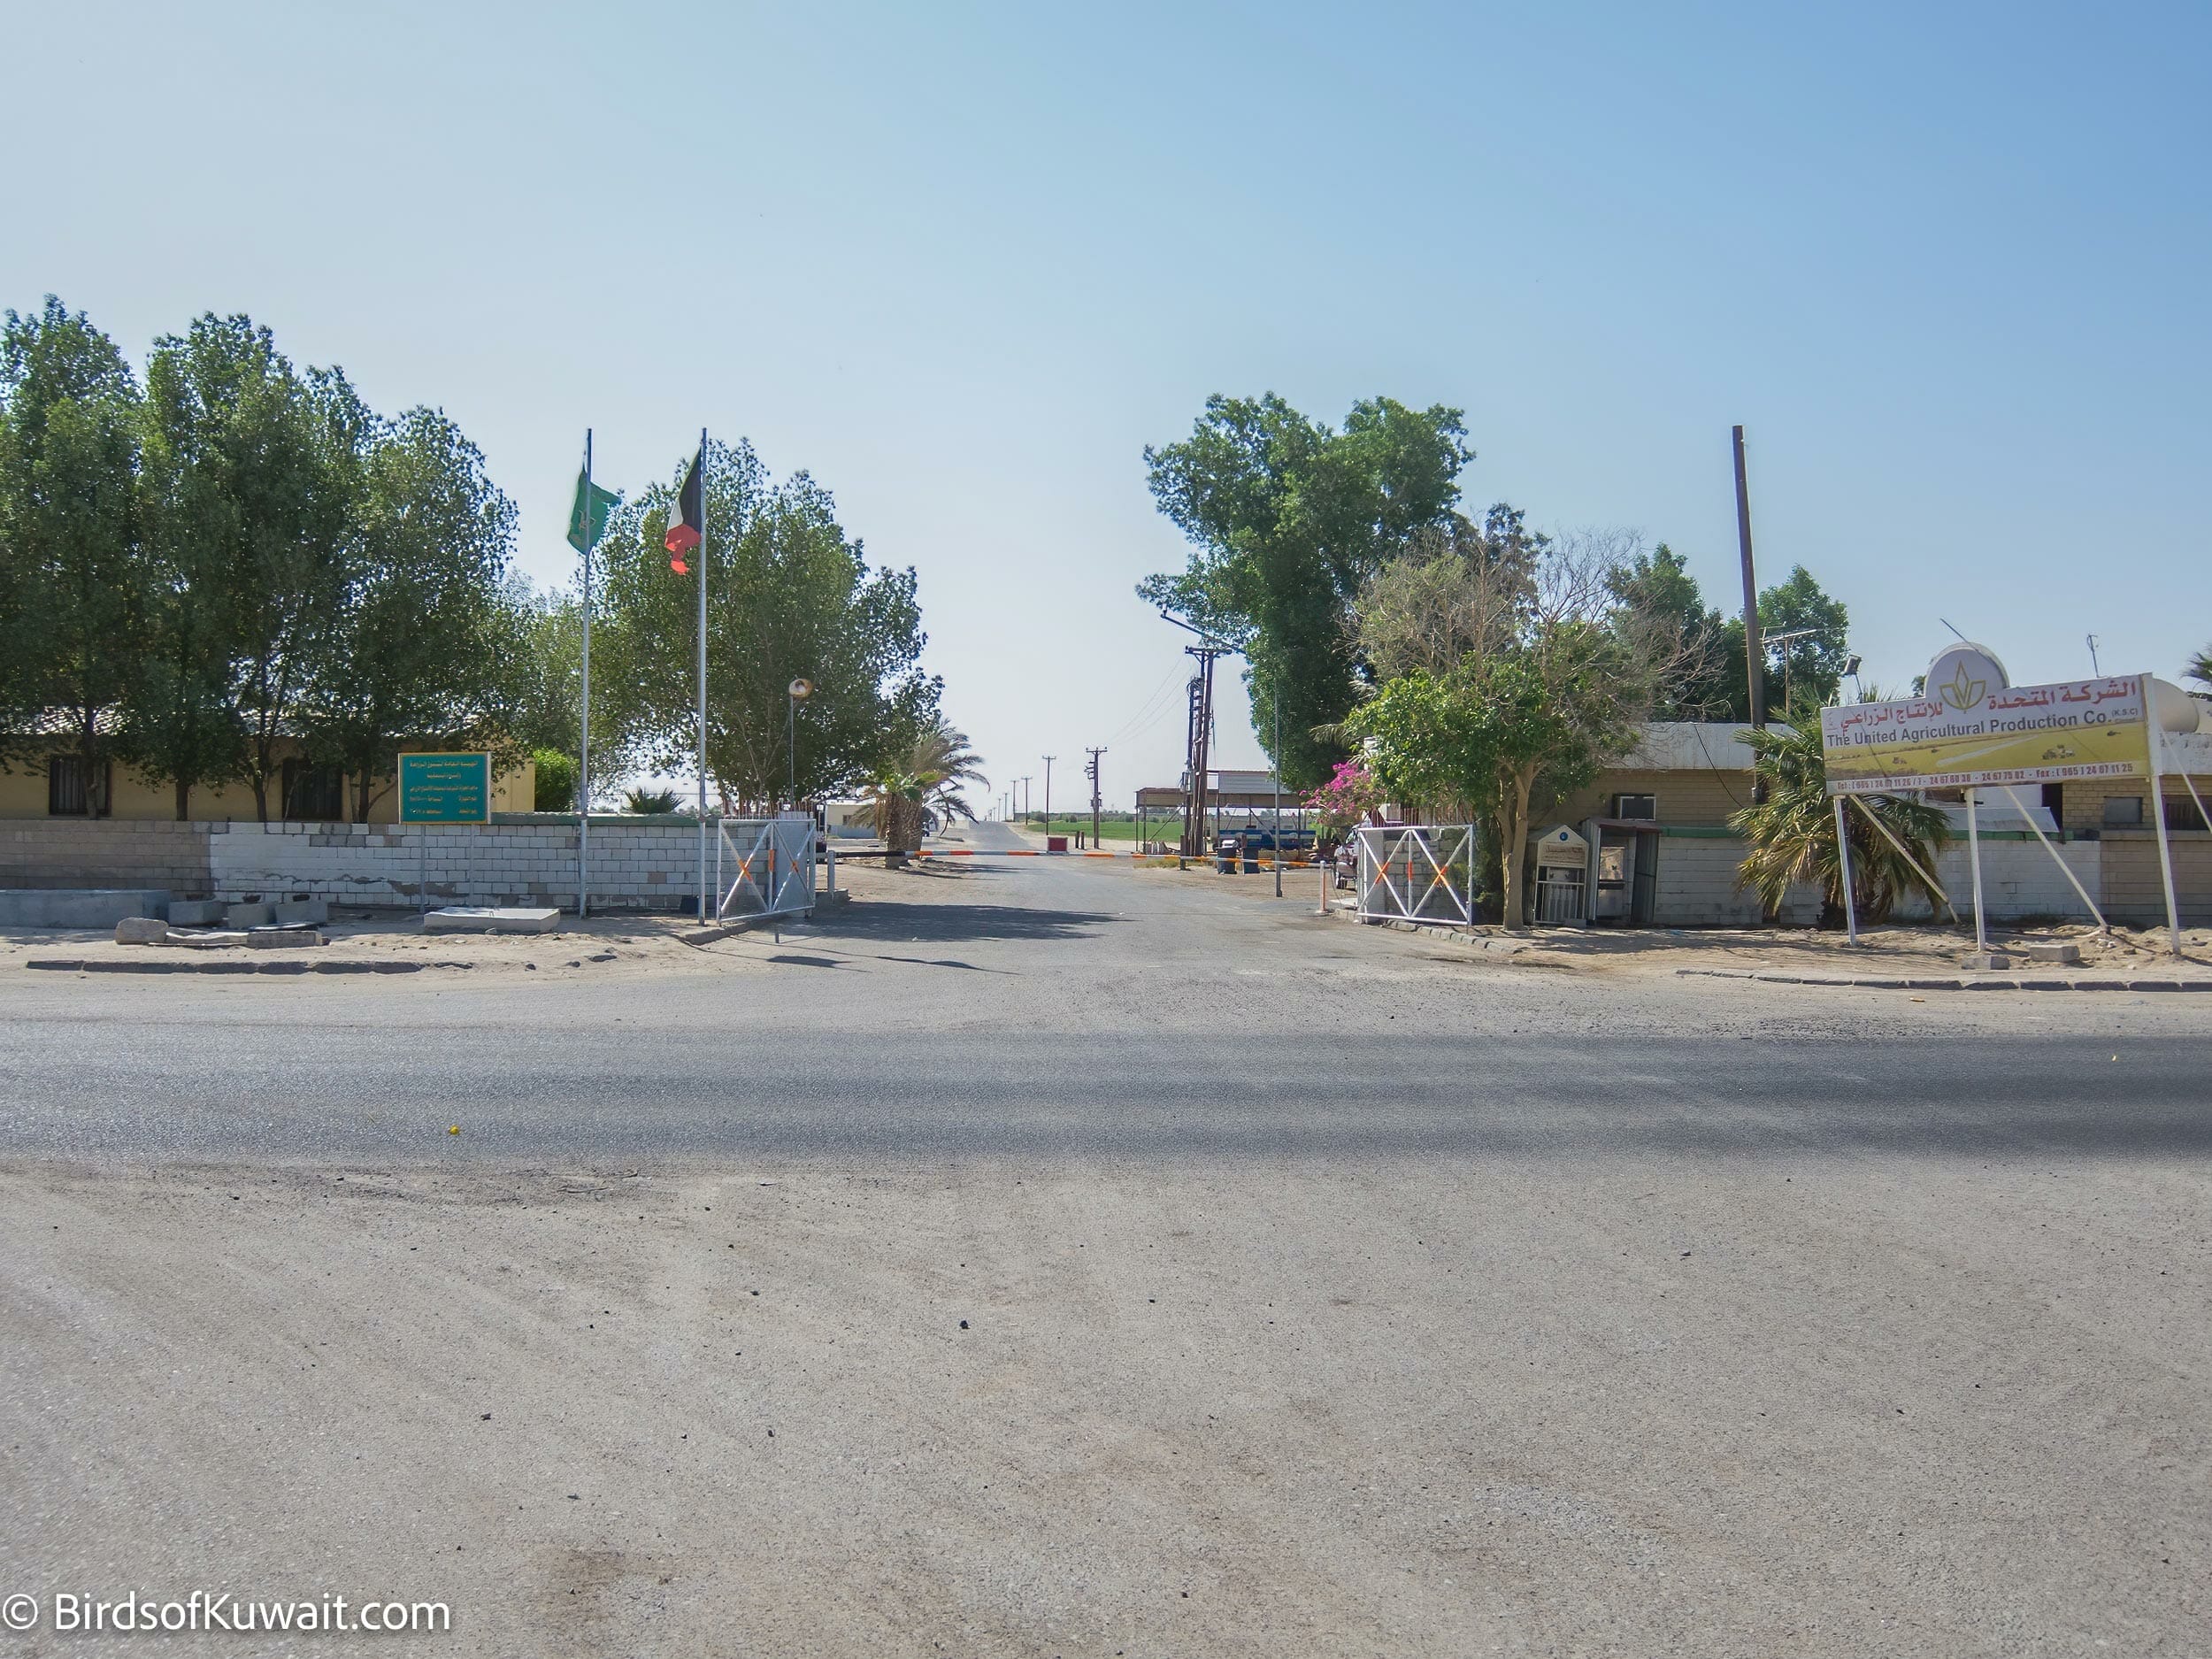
[1586,819,1662,925]
[1530,824,1588,924]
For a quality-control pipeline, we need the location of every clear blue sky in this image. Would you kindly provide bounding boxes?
[7,1,2206,807]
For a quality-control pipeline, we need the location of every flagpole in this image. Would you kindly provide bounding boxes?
[579,428,593,920]
[696,426,709,924]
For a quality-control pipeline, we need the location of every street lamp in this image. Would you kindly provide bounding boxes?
[787,678,813,809]
[1760,627,1819,718]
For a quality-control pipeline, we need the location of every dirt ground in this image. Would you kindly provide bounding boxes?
[1145,859,2212,979]
[0,853,1027,981]
[5,849,2208,984]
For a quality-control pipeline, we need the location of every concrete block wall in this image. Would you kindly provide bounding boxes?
[204,821,731,910]
[0,819,212,895]
[1890,839,2104,925]
[2099,833,2212,926]
[1650,835,1822,926]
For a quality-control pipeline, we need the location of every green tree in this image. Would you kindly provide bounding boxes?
[138,316,362,821]
[1605,543,1736,718]
[130,326,247,818]
[1141,394,1471,789]
[1731,721,1952,925]
[2186,646,2210,691]
[507,592,583,758]
[531,748,578,811]
[1350,535,1668,926]
[593,440,936,811]
[295,406,521,819]
[0,297,148,806]
[1701,564,1853,718]
[865,717,985,853]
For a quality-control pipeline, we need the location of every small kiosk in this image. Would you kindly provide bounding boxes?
[1531,824,1589,924]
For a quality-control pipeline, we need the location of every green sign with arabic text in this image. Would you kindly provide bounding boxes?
[398,752,491,824]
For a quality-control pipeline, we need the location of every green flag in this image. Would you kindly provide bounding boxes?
[567,467,619,554]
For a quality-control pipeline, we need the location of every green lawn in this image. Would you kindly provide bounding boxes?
[1010,815,1155,841]
[1007,814,1310,845]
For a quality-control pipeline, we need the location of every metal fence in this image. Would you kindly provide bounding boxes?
[1356,824,1478,926]
[715,816,817,922]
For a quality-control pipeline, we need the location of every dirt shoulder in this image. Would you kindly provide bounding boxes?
[1133,860,2212,981]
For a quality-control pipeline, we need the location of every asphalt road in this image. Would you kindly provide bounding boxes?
[0,819,2204,1165]
[2,830,2208,1655]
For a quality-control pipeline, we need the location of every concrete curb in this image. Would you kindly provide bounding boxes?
[1675,967,2212,993]
[1354,917,1535,954]
[677,909,814,948]
[27,958,426,976]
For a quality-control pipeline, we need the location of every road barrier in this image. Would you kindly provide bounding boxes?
[716,818,815,921]
[916,848,1325,867]
[1356,824,1479,926]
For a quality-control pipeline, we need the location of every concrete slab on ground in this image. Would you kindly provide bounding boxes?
[0,888,169,928]
[420,906,563,935]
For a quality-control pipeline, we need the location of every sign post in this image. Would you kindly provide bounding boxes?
[1832,794,1859,945]
[398,752,492,917]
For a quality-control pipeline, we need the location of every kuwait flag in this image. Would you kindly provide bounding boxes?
[665,447,703,573]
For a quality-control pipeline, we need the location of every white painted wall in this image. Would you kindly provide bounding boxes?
[1650,837,1822,926]
[206,820,759,911]
[1894,839,2103,925]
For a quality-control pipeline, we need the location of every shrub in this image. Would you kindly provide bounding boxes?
[532,749,578,812]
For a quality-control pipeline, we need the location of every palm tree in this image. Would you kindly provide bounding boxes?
[911,716,987,824]
[867,717,987,853]
[2187,645,2212,691]
[1731,720,1953,925]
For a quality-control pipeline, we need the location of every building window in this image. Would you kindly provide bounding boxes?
[49,755,89,816]
[2101,795,2143,828]
[2166,795,2208,833]
[1612,794,1657,821]
[283,760,345,822]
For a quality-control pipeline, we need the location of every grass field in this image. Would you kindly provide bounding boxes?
[1002,814,1313,845]
[1004,816,1153,841]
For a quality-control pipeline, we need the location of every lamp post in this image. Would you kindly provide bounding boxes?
[1273,682,1282,897]
[787,678,812,810]
[1761,627,1818,719]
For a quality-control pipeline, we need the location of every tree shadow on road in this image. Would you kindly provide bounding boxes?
[806,900,1116,944]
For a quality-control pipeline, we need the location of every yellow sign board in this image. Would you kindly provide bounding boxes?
[1821,673,2150,795]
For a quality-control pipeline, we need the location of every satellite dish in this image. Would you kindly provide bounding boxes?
[2149,679,2209,735]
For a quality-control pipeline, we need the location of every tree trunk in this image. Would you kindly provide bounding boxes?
[1500,772,1535,932]
[174,779,190,822]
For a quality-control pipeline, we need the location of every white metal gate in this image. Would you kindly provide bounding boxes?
[1356,824,1478,926]
[714,816,816,922]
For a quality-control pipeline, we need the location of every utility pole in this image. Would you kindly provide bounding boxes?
[1732,424,1764,731]
[1177,646,1225,859]
[1017,776,1031,826]
[1732,423,1769,810]
[1156,610,1233,862]
[1085,747,1106,847]
[1042,756,1055,840]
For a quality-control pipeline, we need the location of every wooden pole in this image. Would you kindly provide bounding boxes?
[1733,425,1764,733]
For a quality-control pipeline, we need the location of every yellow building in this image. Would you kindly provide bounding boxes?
[1,737,534,823]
